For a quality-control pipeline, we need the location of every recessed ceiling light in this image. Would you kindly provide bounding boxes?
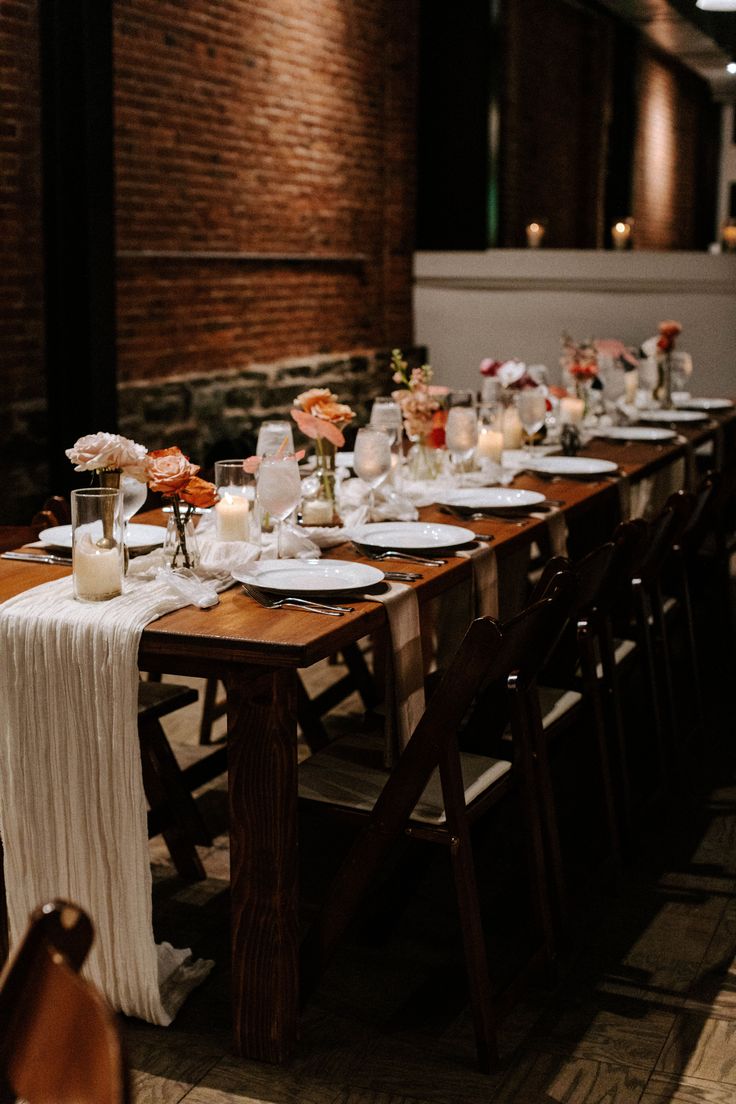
[696,0,736,10]
[728,62,736,73]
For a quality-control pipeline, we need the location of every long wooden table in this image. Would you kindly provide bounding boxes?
[0,413,733,1062]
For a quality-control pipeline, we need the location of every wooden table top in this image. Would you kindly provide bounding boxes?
[0,412,730,671]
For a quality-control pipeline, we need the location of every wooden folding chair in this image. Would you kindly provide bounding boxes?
[298,571,576,1071]
[0,901,128,1104]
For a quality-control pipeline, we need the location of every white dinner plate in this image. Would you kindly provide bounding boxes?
[674,396,733,412]
[637,408,708,424]
[438,488,546,511]
[596,426,677,443]
[351,521,475,550]
[522,456,618,478]
[232,558,385,594]
[39,523,167,550]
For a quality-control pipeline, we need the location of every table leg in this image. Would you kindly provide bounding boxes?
[225,665,299,1062]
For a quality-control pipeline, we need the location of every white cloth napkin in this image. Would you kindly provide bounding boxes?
[363,582,425,766]
[0,574,217,1025]
[456,543,499,618]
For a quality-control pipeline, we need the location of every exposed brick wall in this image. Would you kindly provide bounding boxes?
[114,0,418,384]
[631,43,717,251]
[0,0,47,523]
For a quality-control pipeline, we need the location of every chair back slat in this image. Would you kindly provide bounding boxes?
[0,902,128,1104]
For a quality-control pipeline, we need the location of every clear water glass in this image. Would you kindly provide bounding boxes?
[516,390,547,455]
[445,406,478,485]
[257,455,302,558]
[353,428,392,519]
[256,420,295,457]
[370,396,404,486]
[121,476,148,521]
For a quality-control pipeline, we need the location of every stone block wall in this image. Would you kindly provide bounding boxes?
[118,346,424,474]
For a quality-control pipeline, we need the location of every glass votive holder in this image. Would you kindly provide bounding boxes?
[71,487,124,602]
[214,460,255,542]
[256,420,295,457]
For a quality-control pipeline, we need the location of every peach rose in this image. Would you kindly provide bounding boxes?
[180,476,218,509]
[658,320,682,338]
[291,408,345,447]
[146,447,200,495]
[294,388,355,427]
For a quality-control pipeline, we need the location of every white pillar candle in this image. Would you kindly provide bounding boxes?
[477,427,504,463]
[502,407,524,449]
[560,396,585,425]
[215,491,249,541]
[624,370,639,405]
[74,541,122,601]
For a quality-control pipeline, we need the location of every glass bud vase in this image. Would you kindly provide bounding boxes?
[655,354,674,409]
[407,435,443,481]
[302,443,341,527]
[163,510,200,570]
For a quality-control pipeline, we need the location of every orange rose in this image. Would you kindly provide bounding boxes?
[146,447,199,495]
[181,476,218,509]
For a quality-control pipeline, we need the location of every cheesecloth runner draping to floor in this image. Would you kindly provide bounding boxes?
[0,572,217,1024]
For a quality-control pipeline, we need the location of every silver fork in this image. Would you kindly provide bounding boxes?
[352,545,446,567]
[241,584,351,616]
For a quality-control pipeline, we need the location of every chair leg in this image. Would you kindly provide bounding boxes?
[599,621,634,845]
[199,677,226,745]
[341,643,379,710]
[578,623,622,871]
[138,716,209,881]
[448,831,498,1072]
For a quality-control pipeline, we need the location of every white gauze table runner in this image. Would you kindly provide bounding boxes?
[0,572,216,1024]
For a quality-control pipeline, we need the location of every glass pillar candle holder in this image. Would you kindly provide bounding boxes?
[214,460,255,542]
[71,487,124,602]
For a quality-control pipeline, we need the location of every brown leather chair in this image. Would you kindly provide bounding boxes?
[0,901,128,1104]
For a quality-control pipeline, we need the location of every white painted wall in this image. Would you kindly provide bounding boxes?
[414,250,736,395]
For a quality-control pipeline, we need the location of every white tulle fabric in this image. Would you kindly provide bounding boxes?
[0,570,217,1024]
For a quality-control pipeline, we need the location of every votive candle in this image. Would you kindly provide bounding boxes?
[611,221,632,250]
[477,427,504,463]
[525,221,545,248]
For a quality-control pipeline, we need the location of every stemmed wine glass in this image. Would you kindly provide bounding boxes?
[445,406,478,486]
[516,389,547,457]
[370,396,403,484]
[121,475,148,522]
[256,455,302,559]
[353,428,392,520]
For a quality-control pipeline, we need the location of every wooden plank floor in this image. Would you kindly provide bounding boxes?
[129,647,736,1104]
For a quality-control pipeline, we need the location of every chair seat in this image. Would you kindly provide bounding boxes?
[538,686,582,728]
[298,733,511,825]
[594,636,637,679]
[137,680,198,720]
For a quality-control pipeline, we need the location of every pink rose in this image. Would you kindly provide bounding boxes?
[66,432,148,475]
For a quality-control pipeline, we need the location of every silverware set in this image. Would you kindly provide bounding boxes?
[1,551,72,565]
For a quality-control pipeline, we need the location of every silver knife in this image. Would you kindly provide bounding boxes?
[1,551,72,566]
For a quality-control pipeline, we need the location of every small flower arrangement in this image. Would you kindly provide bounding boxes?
[594,339,639,372]
[479,357,539,391]
[656,320,682,355]
[146,447,218,569]
[290,388,355,524]
[560,333,599,384]
[66,432,148,481]
[391,349,448,444]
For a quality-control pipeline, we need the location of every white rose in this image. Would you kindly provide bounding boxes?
[65,432,148,477]
[498,360,527,388]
